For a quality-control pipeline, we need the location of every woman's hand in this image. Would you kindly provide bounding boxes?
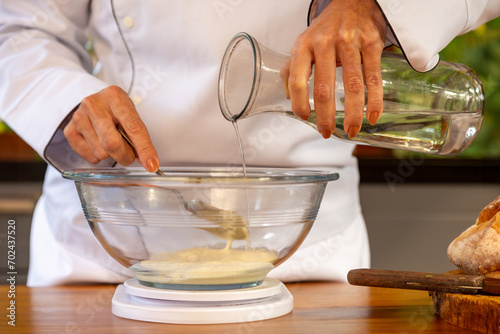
[287,0,386,139]
[63,85,160,172]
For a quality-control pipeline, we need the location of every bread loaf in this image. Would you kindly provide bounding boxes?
[447,195,500,275]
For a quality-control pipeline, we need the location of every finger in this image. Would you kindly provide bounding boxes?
[81,92,136,167]
[312,44,336,138]
[104,87,160,172]
[93,116,136,167]
[339,48,365,138]
[119,116,158,172]
[288,39,313,120]
[280,60,291,100]
[71,109,110,162]
[361,48,383,125]
[63,121,101,164]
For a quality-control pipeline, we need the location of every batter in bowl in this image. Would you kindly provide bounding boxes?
[138,246,278,285]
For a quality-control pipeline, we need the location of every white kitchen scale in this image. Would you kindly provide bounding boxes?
[111,278,294,324]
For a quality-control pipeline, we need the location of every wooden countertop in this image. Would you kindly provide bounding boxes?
[0,282,478,333]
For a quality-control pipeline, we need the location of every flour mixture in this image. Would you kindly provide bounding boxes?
[138,247,278,285]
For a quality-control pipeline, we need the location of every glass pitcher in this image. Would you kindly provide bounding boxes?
[218,32,484,155]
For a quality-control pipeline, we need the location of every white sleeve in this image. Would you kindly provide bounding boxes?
[0,1,111,171]
[308,0,500,72]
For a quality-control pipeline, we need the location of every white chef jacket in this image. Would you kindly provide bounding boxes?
[0,0,497,287]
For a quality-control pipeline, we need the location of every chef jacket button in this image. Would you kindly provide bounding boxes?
[123,17,134,28]
[131,95,142,105]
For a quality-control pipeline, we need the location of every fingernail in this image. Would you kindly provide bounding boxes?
[320,130,332,139]
[368,112,380,125]
[346,126,360,139]
[146,158,159,173]
[300,115,309,121]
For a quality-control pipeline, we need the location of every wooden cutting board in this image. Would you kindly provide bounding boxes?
[431,271,500,334]
[347,269,500,333]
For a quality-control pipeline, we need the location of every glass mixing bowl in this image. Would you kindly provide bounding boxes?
[63,167,339,290]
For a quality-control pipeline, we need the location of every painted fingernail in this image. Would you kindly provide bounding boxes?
[146,158,159,173]
[320,130,332,139]
[300,115,309,121]
[347,126,360,138]
[368,112,381,125]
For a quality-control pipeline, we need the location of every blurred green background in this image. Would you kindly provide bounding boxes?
[438,17,500,159]
[393,17,500,159]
